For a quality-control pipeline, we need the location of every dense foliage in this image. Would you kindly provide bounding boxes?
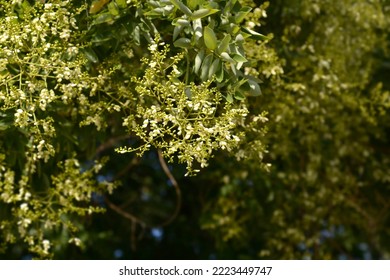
[0,0,389,259]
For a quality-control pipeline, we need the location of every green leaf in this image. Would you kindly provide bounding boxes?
[144,8,165,17]
[234,90,245,100]
[20,0,32,12]
[232,53,247,63]
[90,0,110,14]
[146,5,175,17]
[204,26,218,51]
[226,93,234,103]
[133,25,141,44]
[91,33,112,44]
[230,62,238,76]
[235,6,252,23]
[190,8,219,20]
[223,0,238,14]
[200,54,213,81]
[91,12,115,25]
[241,27,268,40]
[247,79,262,96]
[108,2,120,16]
[169,0,193,16]
[228,23,241,35]
[235,33,244,43]
[220,52,235,63]
[193,19,203,41]
[173,25,184,41]
[203,1,219,10]
[216,61,224,82]
[173,38,192,49]
[240,79,262,96]
[115,0,126,8]
[0,121,10,131]
[187,0,205,10]
[82,48,99,63]
[217,34,231,54]
[173,18,191,27]
[6,64,20,75]
[209,58,221,79]
[194,49,205,75]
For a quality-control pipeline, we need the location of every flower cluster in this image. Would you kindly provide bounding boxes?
[0,0,269,257]
[0,0,115,257]
[118,43,249,175]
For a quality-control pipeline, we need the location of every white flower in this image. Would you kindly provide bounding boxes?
[69,237,82,246]
[15,109,23,117]
[42,239,51,253]
[149,43,158,51]
[247,21,256,28]
[20,203,28,212]
[219,141,227,149]
[24,192,31,200]
[142,119,149,128]
[18,218,31,228]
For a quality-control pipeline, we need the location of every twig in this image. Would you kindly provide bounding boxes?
[104,196,145,227]
[104,149,182,251]
[95,135,130,155]
[113,156,140,181]
[155,149,182,227]
[131,219,136,252]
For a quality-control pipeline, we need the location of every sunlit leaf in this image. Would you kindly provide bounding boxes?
[173,18,191,27]
[226,93,233,103]
[187,0,205,10]
[108,2,120,16]
[90,0,111,14]
[235,6,251,23]
[204,26,218,51]
[190,8,219,20]
[220,52,235,63]
[115,0,126,8]
[169,0,193,16]
[217,34,231,54]
[232,53,247,63]
[241,27,268,40]
[193,19,203,41]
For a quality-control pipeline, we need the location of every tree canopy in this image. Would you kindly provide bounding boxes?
[0,0,389,259]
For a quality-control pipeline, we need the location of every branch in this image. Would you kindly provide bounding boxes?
[103,149,182,250]
[113,156,140,181]
[155,149,182,227]
[95,135,130,155]
[104,196,145,227]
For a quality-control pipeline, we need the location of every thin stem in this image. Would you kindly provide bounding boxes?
[185,51,190,85]
[154,149,182,227]
[95,135,131,155]
[104,196,145,227]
